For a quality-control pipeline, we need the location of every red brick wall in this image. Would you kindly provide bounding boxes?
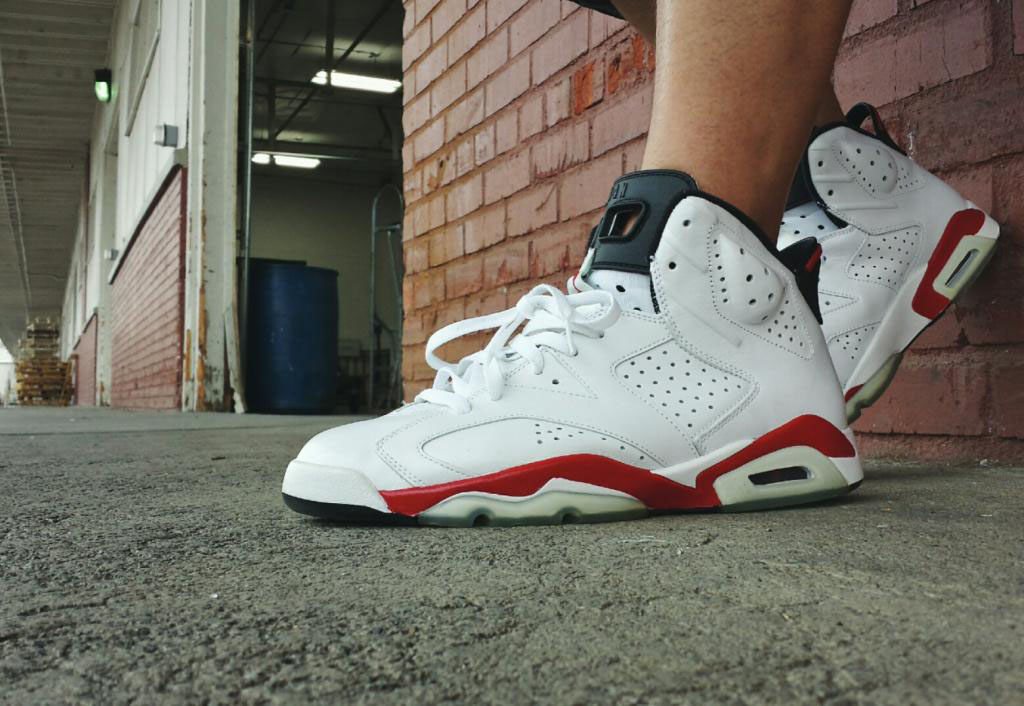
[401,0,651,391]
[401,0,1023,462]
[73,313,98,406]
[110,167,187,410]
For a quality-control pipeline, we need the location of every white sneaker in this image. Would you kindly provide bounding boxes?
[283,171,862,526]
[778,103,1000,422]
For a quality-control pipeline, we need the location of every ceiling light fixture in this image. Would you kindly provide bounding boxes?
[94,68,112,103]
[271,154,321,169]
[252,152,320,169]
[311,70,402,94]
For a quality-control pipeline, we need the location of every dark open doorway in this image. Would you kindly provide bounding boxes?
[238,0,405,414]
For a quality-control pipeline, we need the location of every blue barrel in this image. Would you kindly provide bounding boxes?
[246,258,338,414]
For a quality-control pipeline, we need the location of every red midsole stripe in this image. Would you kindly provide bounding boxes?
[911,209,985,319]
[380,414,854,516]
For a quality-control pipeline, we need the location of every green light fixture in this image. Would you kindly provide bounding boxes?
[94,69,112,103]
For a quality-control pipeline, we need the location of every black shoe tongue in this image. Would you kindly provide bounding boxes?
[587,170,699,275]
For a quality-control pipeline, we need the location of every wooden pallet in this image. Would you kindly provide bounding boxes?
[15,318,70,406]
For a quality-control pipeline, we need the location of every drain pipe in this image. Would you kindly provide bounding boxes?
[239,0,256,390]
[369,183,404,412]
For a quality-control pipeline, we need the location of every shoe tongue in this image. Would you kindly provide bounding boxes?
[582,170,698,312]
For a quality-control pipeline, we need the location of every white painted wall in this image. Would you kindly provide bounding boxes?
[250,172,403,351]
[0,341,14,406]
[113,0,191,251]
[60,0,194,394]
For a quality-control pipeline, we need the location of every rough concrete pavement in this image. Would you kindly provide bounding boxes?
[1,408,1022,704]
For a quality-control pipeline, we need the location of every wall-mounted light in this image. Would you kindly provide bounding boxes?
[94,69,112,103]
[311,70,401,94]
[252,152,320,169]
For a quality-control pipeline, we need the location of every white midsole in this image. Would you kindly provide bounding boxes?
[283,433,862,520]
[418,479,645,524]
[282,460,389,512]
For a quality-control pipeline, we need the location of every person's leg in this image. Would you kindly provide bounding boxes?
[636,0,853,238]
[814,84,846,125]
[613,1,849,130]
[611,0,850,237]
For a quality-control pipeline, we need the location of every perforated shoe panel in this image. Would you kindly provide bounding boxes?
[587,270,656,314]
[828,323,880,367]
[827,322,882,384]
[421,418,658,473]
[707,228,814,358]
[505,352,597,399]
[778,202,840,248]
[847,227,920,289]
[835,138,898,198]
[819,290,857,316]
[615,340,750,435]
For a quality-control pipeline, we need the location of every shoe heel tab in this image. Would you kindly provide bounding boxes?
[844,102,906,156]
[777,237,823,324]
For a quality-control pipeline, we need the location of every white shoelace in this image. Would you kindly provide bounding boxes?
[415,284,620,413]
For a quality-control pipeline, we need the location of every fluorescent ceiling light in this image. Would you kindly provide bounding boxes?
[271,154,321,169]
[252,152,321,169]
[312,70,402,94]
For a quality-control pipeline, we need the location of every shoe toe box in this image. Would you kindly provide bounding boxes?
[292,407,438,490]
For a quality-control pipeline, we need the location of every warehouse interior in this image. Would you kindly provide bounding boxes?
[0,0,120,406]
[0,0,405,413]
[244,0,405,414]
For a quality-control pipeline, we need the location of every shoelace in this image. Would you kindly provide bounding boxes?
[415,284,620,413]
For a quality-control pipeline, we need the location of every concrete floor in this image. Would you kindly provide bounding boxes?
[1,408,1022,705]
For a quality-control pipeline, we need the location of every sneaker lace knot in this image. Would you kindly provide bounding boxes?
[415,284,620,413]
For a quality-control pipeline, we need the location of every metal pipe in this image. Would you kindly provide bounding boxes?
[239,0,256,387]
[325,0,335,80]
[266,81,275,144]
[273,0,394,140]
[385,223,404,408]
[368,183,404,412]
[255,0,291,66]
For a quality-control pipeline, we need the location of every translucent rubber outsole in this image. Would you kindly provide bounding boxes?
[282,445,861,527]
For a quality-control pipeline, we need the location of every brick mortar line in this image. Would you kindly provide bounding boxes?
[839,0,991,55]
[406,2,543,102]
[857,429,1024,442]
[406,88,647,244]
[403,16,636,154]
[405,42,648,213]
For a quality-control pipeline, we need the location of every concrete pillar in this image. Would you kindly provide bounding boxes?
[181,0,241,411]
[93,150,117,406]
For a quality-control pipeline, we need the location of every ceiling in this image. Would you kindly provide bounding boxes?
[0,0,116,352]
[251,0,404,180]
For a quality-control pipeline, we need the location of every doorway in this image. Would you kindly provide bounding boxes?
[239,0,405,414]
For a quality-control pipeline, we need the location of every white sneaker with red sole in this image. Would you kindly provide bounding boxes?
[283,171,861,526]
[778,103,1000,423]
